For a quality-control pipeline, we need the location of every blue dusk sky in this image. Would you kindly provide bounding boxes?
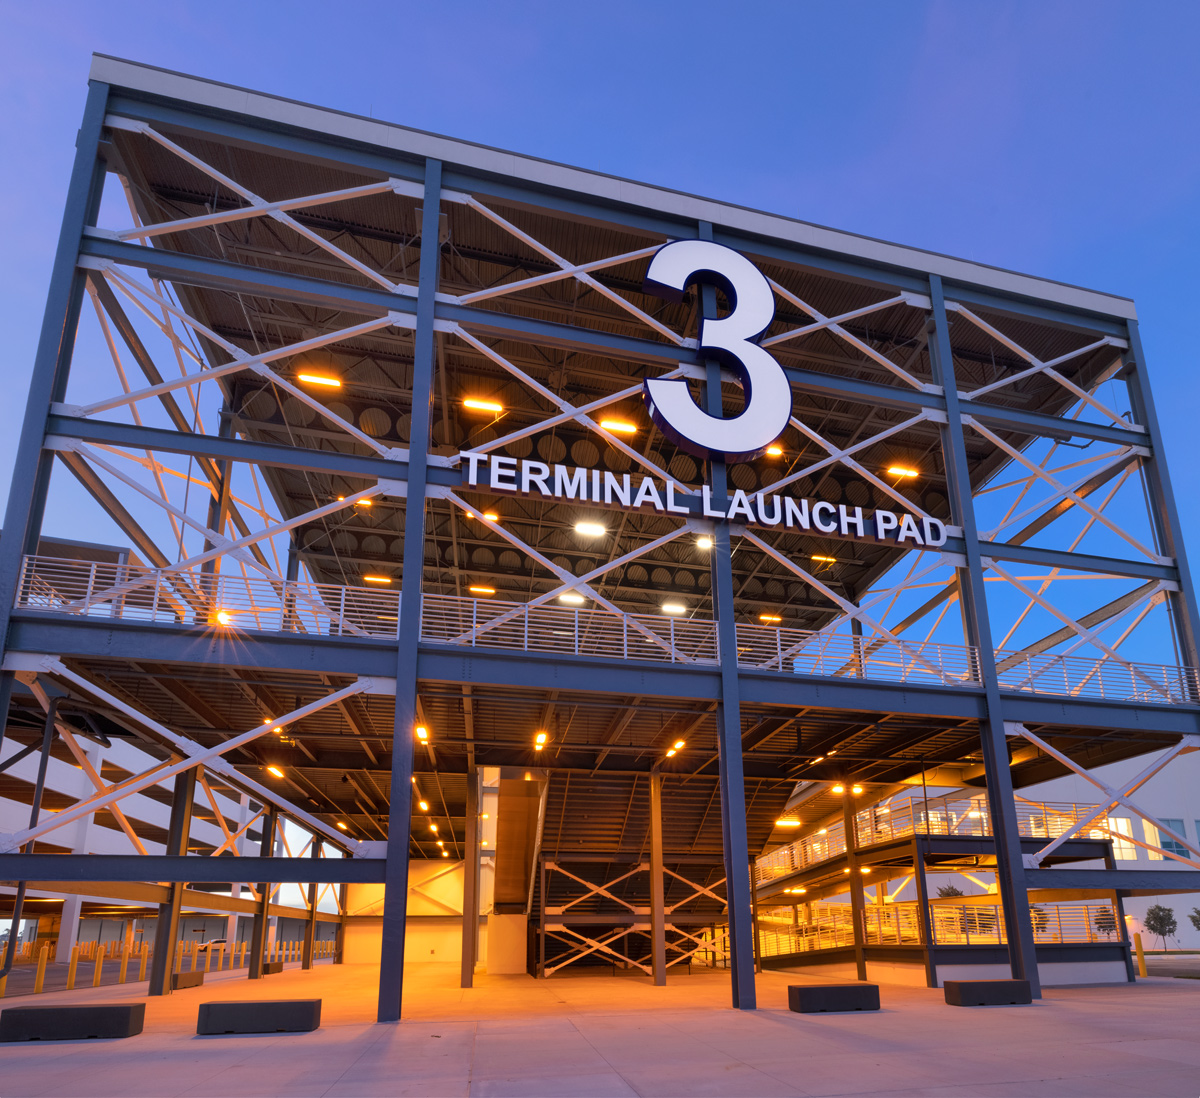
[2,0,1198,551]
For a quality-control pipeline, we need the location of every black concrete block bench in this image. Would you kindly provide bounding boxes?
[788,983,880,1013]
[262,960,284,975]
[944,979,1032,1006]
[172,970,205,989]
[197,999,321,1035]
[0,1003,145,1041]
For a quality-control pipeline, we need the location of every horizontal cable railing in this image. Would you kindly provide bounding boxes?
[755,795,1116,884]
[735,622,981,689]
[994,648,1200,705]
[420,593,719,665]
[757,901,1120,956]
[16,555,401,638]
[16,558,1200,702]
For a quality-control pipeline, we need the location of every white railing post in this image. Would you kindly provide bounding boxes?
[670,617,676,663]
[523,603,529,651]
[471,598,478,646]
[574,609,580,656]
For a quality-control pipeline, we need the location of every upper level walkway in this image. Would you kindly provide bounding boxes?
[17,554,1200,706]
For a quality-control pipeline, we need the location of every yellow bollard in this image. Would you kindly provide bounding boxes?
[174,942,183,974]
[203,943,212,973]
[34,944,49,994]
[0,973,7,999]
[66,945,79,990]
[139,943,149,982]
[119,946,129,984]
[93,949,104,987]
[1134,932,1147,977]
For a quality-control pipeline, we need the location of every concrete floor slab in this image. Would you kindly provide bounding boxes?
[1,963,1198,1097]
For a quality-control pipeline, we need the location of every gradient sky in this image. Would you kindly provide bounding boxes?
[3,0,1199,546]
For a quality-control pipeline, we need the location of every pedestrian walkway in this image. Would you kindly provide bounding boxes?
[2,962,1199,1096]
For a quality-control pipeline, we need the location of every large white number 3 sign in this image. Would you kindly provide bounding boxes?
[642,240,792,462]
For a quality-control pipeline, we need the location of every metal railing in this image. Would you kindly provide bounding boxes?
[736,622,981,688]
[755,795,1116,884]
[16,555,400,638]
[994,648,1200,705]
[420,592,718,665]
[16,557,1200,702]
[755,901,1120,957]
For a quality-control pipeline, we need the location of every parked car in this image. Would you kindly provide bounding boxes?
[196,938,228,953]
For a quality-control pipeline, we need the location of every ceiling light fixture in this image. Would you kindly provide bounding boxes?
[696,536,713,550]
[765,444,783,457]
[599,419,637,435]
[298,373,341,388]
[468,585,496,595]
[887,466,919,478]
[363,575,391,584]
[759,613,782,623]
[662,602,686,615]
[266,766,284,778]
[558,593,585,605]
[574,521,606,537]
[463,398,503,413]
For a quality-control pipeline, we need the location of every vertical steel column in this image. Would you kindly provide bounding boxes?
[928,275,1040,997]
[697,221,756,1010]
[911,838,938,988]
[1122,324,1200,672]
[302,839,321,969]
[649,773,666,985]
[378,159,443,1023]
[0,82,110,753]
[0,699,57,982]
[841,790,868,980]
[148,767,197,995]
[247,803,279,980]
[460,768,479,988]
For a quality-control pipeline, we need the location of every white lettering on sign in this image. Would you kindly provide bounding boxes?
[641,239,793,462]
[462,453,946,548]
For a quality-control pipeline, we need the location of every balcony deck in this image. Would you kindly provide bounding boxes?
[17,555,1200,706]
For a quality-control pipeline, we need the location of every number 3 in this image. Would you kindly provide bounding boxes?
[642,239,792,461]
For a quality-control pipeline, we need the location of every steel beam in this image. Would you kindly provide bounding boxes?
[929,274,1041,997]
[379,160,442,1024]
[148,766,196,995]
[697,225,756,1010]
[0,81,110,757]
[460,768,480,988]
[1123,327,1200,669]
[649,773,666,986]
[248,804,279,980]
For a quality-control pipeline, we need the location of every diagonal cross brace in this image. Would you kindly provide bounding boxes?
[438,489,696,662]
[1007,723,1200,868]
[0,656,372,855]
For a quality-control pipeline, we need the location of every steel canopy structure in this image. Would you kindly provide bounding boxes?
[2,54,1200,1019]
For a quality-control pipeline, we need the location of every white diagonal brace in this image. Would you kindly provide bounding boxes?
[966,418,1161,561]
[0,658,371,854]
[783,412,934,517]
[449,518,693,644]
[768,279,934,392]
[947,303,1133,429]
[51,440,386,633]
[741,529,963,686]
[663,869,727,913]
[111,180,399,242]
[111,118,410,295]
[1020,737,1193,866]
[761,294,910,348]
[456,196,684,345]
[451,325,688,492]
[459,370,688,458]
[551,863,644,912]
[439,489,691,661]
[1007,725,1200,868]
[985,562,1176,702]
[454,245,661,306]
